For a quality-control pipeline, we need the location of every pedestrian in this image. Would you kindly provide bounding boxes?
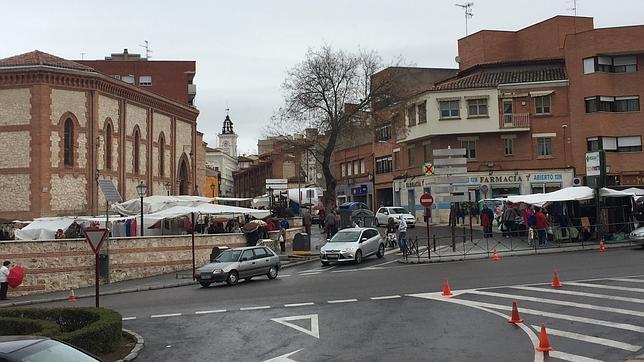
[278,225,287,254]
[502,202,518,238]
[398,214,408,253]
[456,204,465,225]
[534,207,549,246]
[386,217,397,248]
[318,209,325,230]
[324,210,337,239]
[481,204,494,238]
[302,210,312,235]
[0,261,10,300]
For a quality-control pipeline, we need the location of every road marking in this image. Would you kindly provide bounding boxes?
[548,351,602,362]
[264,348,303,362]
[468,290,644,317]
[122,317,137,321]
[370,295,401,300]
[150,313,182,318]
[511,286,644,304]
[328,298,358,304]
[195,309,227,315]
[284,302,315,307]
[278,274,291,278]
[408,293,644,333]
[371,260,399,268]
[529,325,641,352]
[564,281,644,293]
[299,272,320,276]
[240,306,271,311]
[271,314,320,339]
[608,277,644,283]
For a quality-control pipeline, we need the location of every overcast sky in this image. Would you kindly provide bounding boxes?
[1,0,642,154]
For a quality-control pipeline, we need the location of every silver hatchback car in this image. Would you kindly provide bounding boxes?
[196,246,281,287]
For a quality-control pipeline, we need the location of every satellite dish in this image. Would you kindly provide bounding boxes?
[454,56,460,64]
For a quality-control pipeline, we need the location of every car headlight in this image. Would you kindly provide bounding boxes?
[213,269,224,274]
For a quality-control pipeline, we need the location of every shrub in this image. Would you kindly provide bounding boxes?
[0,307,122,355]
[0,317,59,336]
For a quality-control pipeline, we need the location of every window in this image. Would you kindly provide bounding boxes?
[617,136,642,152]
[353,160,359,175]
[393,151,400,170]
[341,163,346,177]
[587,136,642,152]
[375,156,393,174]
[133,128,141,174]
[587,137,600,152]
[583,55,637,74]
[407,105,416,126]
[376,125,391,141]
[536,137,553,158]
[439,100,460,119]
[504,138,514,156]
[407,147,415,167]
[360,159,365,174]
[347,160,352,176]
[63,118,74,167]
[159,134,165,176]
[417,101,427,124]
[105,123,112,170]
[615,96,640,112]
[461,140,476,159]
[139,76,152,86]
[121,75,135,84]
[586,96,639,113]
[423,144,431,162]
[534,95,551,115]
[467,98,488,117]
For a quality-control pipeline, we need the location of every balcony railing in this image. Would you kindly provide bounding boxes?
[501,113,530,129]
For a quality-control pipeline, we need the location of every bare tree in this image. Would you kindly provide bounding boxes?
[268,45,398,211]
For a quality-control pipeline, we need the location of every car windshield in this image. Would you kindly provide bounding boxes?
[14,339,99,362]
[214,249,242,262]
[329,231,361,243]
[392,208,410,215]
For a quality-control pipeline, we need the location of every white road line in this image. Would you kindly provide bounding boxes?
[284,302,315,307]
[195,309,227,315]
[331,269,361,273]
[371,260,399,268]
[511,286,644,304]
[150,313,182,318]
[529,325,641,352]
[278,274,291,278]
[122,317,137,321]
[370,295,401,300]
[240,306,271,311]
[608,278,644,283]
[564,281,644,293]
[299,272,320,276]
[468,290,644,317]
[328,299,358,304]
[548,351,602,362]
[408,293,644,333]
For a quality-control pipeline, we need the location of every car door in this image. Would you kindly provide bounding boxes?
[376,208,386,225]
[252,247,270,275]
[238,249,256,278]
[361,229,377,256]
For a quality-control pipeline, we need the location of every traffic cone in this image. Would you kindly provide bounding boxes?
[442,278,453,297]
[536,324,553,353]
[507,301,524,324]
[599,239,606,253]
[67,288,77,302]
[551,271,562,288]
[492,248,500,262]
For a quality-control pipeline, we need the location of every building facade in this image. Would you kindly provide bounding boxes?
[0,51,200,220]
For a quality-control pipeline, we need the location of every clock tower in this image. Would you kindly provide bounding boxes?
[218,112,238,157]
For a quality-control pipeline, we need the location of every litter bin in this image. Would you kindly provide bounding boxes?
[98,254,109,278]
[210,246,230,262]
[292,232,311,255]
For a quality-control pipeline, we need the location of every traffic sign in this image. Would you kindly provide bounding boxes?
[480,184,489,193]
[83,228,108,254]
[433,166,468,175]
[433,148,466,157]
[428,176,470,184]
[419,193,434,208]
[433,157,467,166]
[423,162,434,176]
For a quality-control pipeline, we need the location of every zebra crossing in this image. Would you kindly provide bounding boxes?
[409,274,644,361]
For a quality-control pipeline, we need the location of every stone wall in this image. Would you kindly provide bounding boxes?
[0,227,303,297]
[0,88,31,126]
[50,175,88,212]
[0,174,30,212]
[51,89,87,127]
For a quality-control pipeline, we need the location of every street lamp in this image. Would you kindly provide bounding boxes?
[164,182,172,196]
[136,181,147,236]
[210,183,216,197]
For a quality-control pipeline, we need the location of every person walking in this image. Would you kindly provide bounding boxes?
[398,214,408,254]
[481,204,494,238]
[502,202,518,238]
[534,207,549,246]
[324,210,337,239]
[318,209,325,230]
[0,261,10,300]
[302,210,312,235]
[386,217,397,248]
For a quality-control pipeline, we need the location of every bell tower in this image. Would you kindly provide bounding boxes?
[218,109,238,157]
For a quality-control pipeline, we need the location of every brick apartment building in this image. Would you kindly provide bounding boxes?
[0,51,200,220]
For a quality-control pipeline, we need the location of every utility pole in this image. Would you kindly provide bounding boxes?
[139,40,152,59]
[455,2,474,36]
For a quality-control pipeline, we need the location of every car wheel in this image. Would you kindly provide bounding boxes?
[226,270,239,286]
[199,281,212,288]
[376,244,385,258]
[267,266,279,279]
[321,261,330,266]
[355,250,363,264]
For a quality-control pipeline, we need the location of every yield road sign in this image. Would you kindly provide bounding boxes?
[84,228,108,254]
[271,314,320,339]
[420,193,434,208]
[423,162,434,176]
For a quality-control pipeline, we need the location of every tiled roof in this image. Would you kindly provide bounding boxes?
[0,50,96,72]
[433,61,566,91]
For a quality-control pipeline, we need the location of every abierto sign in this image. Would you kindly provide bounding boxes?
[585,152,601,177]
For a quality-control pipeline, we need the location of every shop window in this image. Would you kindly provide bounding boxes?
[63,118,74,167]
[534,95,551,115]
[536,137,553,158]
[531,183,561,194]
[439,100,460,119]
[467,98,488,117]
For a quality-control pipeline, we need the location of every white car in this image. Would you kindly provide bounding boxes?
[630,226,644,244]
[320,227,385,265]
[375,207,416,227]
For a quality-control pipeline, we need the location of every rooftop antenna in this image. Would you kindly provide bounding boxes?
[139,40,152,60]
[455,2,474,36]
[567,0,578,16]
[80,52,86,60]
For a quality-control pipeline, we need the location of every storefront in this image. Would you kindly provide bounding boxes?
[336,182,373,209]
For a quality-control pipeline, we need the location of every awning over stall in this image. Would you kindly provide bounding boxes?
[112,195,214,215]
[505,186,632,206]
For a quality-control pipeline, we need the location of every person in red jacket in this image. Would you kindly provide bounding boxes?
[534,207,549,246]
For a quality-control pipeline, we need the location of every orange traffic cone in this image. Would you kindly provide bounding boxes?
[442,278,453,297]
[492,248,500,262]
[507,301,524,324]
[551,271,562,288]
[67,288,77,302]
[536,324,553,353]
[599,239,606,253]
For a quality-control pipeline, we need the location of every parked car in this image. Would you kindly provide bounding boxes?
[0,336,101,362]
[196,246,280,287]
[375,207,416,227]
[320,227,385,265]
[629,226,644,244]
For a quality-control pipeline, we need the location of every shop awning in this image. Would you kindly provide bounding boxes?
[505,187,632,206]
[112,195,215,215]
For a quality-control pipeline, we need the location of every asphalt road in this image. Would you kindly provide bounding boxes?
[31,238,644,361]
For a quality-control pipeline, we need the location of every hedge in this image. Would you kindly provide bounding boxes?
[0,307,122,355]
[0,317,59,336]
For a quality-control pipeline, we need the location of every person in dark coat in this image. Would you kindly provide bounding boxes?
[481,204,494,238]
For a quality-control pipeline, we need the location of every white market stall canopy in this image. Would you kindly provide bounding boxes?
[622,187,644,196]
[14,215,131,241]
[145,204,270,222]
[251,187,324,208]
[505,186,632,206]
[112,195,214,215]
[214,197,252,202]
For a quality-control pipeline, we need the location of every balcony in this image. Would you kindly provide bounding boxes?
[501,113,530,129]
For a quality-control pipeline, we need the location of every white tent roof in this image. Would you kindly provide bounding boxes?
[112,195,214,215]
[145,204,270,222]
[505,186,632,206]
[622,187,644,196]
[14,217,76,241]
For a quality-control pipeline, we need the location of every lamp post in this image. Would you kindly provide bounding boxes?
[210,183,216,197]
[164,182,172,196]
[136,181,147,236]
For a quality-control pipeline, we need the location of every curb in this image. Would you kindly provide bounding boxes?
[118,328,144,362]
